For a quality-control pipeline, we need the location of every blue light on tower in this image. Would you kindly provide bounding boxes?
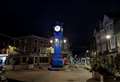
[51,25,64,68]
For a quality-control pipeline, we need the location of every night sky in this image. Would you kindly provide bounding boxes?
[0,0,120,54]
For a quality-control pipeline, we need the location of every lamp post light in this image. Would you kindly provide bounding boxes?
[50,40,53,44]
[106,34,112,40]
[86,50,89,53]
[55,38,59,43]
[105,34,112,53]
[63,39,67,43]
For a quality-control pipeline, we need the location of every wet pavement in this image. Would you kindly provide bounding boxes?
[5,65,120,82]
[6,66,92,82]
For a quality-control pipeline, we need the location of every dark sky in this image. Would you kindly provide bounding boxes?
[0,0,120,53]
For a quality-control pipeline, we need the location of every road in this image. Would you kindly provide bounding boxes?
[6,67,94,82]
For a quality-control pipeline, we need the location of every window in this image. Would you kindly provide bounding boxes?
[28,57,33,64]
[34,40,37,46]
[22,57,27,63]
[35,57,38,63]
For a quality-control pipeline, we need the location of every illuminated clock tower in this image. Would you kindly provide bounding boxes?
[50,25,64,69]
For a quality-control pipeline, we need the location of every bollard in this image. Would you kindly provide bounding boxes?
[100,75,104,82]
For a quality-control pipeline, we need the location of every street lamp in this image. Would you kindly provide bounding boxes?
[63,39,67,43]
[105,34,112,52]
[55,38,59,42]
[50,40,53,44]
[86,50,89,53]
[106,34,111,39]
[86,50,89,57]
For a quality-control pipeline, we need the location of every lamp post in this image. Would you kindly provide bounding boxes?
[106,35,111,40]
[105,34,112,73]
[105,34,112,52]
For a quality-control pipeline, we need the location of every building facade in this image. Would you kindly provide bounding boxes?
[0,33,16,54]
[7,35,51,65]
[15,35,50,56]
[0,34,71,70]
[94,15,116,54]
[93,15,120,74]
[5,35,71,66]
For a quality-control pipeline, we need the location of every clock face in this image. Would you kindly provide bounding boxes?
[54,25,61,32]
